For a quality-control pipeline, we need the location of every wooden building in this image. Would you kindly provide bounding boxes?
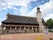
[1,7,46,33]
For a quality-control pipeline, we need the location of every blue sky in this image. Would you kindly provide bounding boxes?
[0,0,53,25]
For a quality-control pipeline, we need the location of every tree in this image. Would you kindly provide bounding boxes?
[46,18,53,32]
[46,18,53,29]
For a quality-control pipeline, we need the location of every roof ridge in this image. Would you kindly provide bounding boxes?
[7,14,36,18]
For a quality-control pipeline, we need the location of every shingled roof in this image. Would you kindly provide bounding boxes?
[2,14,39,25]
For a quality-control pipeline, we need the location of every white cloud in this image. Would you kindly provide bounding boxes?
[40,0,53,21]
[0,0,37,14]
[39,0,53,14]
[44,13,53,21]
[20,6,28,16]
[0,0,37,7]
[27,0,53,21]
[27,7,37,17]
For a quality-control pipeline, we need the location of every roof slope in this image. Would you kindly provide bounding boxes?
[2,14,38,25]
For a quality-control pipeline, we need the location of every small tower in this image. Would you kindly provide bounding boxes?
[36,7,44,33]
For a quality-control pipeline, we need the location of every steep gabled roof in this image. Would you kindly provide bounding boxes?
[2,14,38,25]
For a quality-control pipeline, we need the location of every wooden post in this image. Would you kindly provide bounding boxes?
[28,27,29,33]
[4,26,6,33]
[32,27,33,33]
[20,26,21,33]
[10,27,11,33]
[15,27,16,33]
[24,27,26,33]
[2,27,4,33]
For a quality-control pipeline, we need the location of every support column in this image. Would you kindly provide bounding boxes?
[2,27,3,33]
[24,27,26,33]
[20,26,21,33]
[35,27,36,33]
[28,27,29,33]
[15,27,17,33]
[10,27,11,33]
[32,27,33,33]
[2,25,6,33]
[22,26,24,33]
[4,26,6,33]
[29,25,31,33]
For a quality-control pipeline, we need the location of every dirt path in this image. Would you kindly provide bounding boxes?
[0,33,53,40]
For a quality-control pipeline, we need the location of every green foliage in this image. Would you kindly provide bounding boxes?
[46,18,53,32]
[46,18,53,29]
